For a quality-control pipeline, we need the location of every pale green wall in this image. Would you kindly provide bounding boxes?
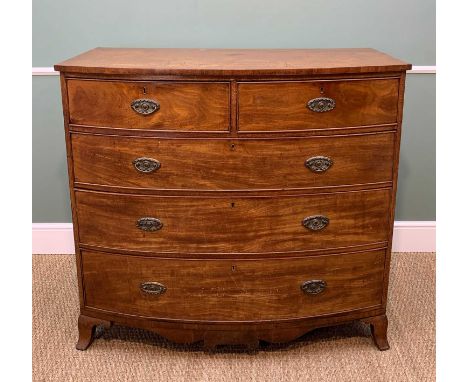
[33,0,435,66]
[32,0,435,222]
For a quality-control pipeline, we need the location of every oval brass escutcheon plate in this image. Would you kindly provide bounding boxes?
[133,157,161,173]
[140,281,167,295]
[131,98,160,115]
[305,156,333,172]
[302,215,329,231]
[307,97,336,112]
[136,217,163,232]
[301,280,327,295]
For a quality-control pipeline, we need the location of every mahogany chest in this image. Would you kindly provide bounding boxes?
[54,48,411,351]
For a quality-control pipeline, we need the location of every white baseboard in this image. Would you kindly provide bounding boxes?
[32,221,436,254]
[32,223,75,254]
[392,221,436,252]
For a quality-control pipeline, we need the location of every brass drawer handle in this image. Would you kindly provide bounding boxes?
[140,282,166,295]
[136,217,163,232]
[302,215,329,231]
[305,156,333,172]
[301,280,327,295]
[133,157,161,173]
[307,97,336,112]
[131,98,160,115]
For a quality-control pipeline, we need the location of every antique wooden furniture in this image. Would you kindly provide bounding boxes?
[55,48,411,351]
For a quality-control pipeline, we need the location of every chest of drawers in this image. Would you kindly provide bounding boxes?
[55,48,411,351]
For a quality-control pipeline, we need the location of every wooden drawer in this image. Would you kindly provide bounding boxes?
[75,189,391,254]
[72,132,395,191]
[67,80,230,131]
[238,78,399,131]
[82,249,385,321]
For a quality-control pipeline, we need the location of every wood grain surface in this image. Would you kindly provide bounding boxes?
[238,79,399,131]
[71,132,395,191]
[75,189,391,254]
[55,48,411,76]
[82,249,385,321]
[67,79,230,130]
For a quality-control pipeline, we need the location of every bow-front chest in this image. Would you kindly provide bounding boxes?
[55,48,411,351]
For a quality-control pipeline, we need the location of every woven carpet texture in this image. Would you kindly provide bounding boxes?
[33,253,435,382]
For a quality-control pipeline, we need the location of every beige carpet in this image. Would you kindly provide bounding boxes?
[32,253,435,382]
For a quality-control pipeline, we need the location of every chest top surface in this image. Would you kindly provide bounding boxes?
[54,48,411,76]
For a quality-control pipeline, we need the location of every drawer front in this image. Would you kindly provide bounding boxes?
[72,133,395,190]
[82,249,385,321]
[67,80,230,131]
[238,79,399,131]
[76,189,391,253]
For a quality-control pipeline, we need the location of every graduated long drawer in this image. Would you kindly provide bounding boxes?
[82,249,385,321]
[75,189,391,254]
[71,132,395,191]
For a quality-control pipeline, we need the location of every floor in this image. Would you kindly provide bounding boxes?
[32,253,435,382]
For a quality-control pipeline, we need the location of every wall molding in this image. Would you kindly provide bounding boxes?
[32,221,435,254]
[407,66,436,74]
[32,66,436,76]
[32,67,59,76]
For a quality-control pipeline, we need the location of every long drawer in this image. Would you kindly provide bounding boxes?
[71,132,395,191]
[82,249,385,321]
[67,80,230,131]
[238,78,399,131]
[75,189,391,254]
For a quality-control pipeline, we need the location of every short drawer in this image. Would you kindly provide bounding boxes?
[238,78,399,131]
[82,249,385,321]
[75,189,391,254]
[67,80,230,131]
[71,132,395,190]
